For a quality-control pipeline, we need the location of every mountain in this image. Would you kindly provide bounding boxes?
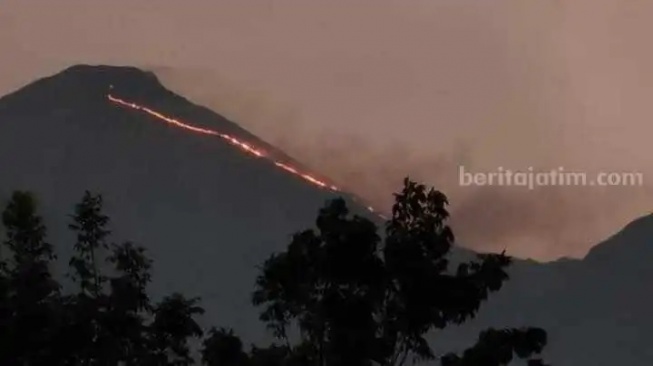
[0,64,379,345]
[0,65,651,365]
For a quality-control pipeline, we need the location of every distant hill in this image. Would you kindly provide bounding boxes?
[0,65,650,365]
[435,213,653,366]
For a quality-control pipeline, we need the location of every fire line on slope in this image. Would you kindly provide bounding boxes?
[107,94,386,219]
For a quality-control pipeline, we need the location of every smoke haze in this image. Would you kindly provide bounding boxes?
[1,0,651,260]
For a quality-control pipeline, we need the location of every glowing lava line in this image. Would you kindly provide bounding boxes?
[107,93,385,219]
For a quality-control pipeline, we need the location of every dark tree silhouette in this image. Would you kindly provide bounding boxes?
[0,191,207,366]
[201,327,250,366]
[68,191,110,297]
[0,191,59,365]
[440,328,549,366]
[65,191,115,365]
[146,293,205,366]
[251,178,549,366]
[0,178,549,366]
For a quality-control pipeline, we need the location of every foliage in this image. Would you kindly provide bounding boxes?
[0,191,203,366]
[251,178,549,366]
[0,178,549,365]
[0,191,59,365]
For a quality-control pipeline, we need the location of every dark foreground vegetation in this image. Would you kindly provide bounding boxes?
[0,178,548,365]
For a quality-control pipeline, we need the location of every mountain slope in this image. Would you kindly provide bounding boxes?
[0,64,378,344]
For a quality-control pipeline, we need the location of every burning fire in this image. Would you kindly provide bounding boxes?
[107,93,385,219]
[107,94,324,183]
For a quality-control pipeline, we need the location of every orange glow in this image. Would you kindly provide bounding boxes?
[107,93,384,218]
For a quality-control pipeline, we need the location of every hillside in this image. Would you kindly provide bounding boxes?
[0,65,379,345]
[0,65,650,365]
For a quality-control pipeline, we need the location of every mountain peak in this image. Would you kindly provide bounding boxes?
[59,64,162,89]
[0,64,165,110]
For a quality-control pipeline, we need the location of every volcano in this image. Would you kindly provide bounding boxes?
[0,65,380,344]
[0,65,651,365]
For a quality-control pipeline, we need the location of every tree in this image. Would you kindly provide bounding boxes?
[0,180,550,366]
[0,190,208,366]
[63,191,205,366]
[440,328,549,366]
[252,178,549,366]
[146,293,205,366]
[68,191,110,297]
[65,191,115,365]
[0,191,60,364]
[201,327,250,366]
[104,241,154,365]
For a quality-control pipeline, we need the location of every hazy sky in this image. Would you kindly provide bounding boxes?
[2,0,651,260]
